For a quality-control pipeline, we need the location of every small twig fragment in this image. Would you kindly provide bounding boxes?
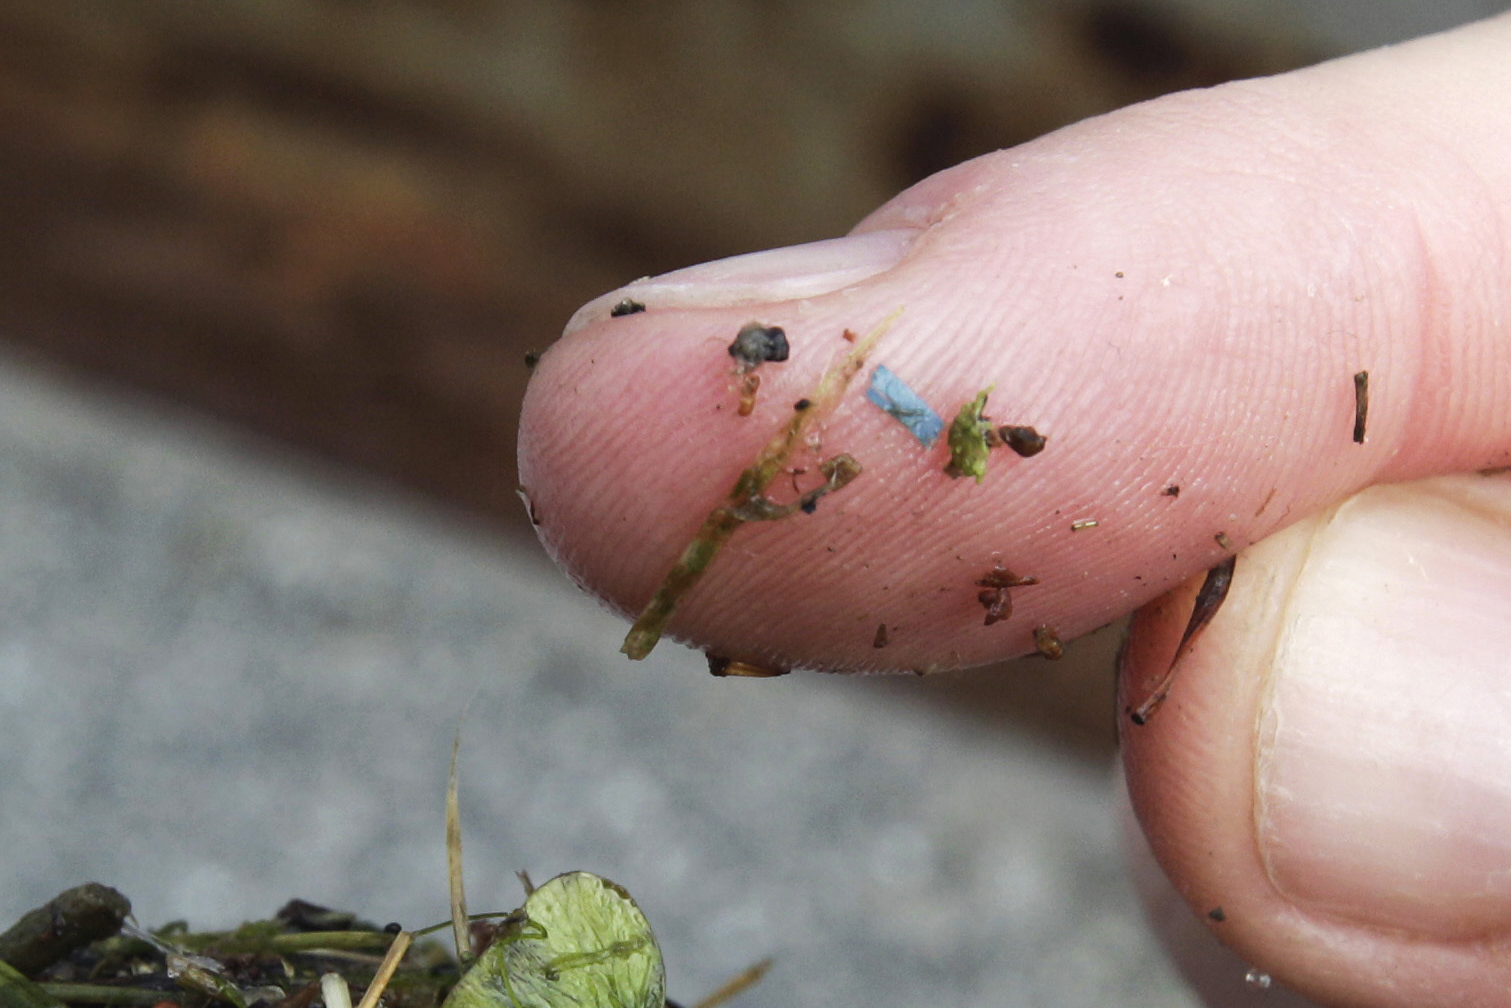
[1352,370,1369,444]
[1070,519,1098,531]
[1032,625,1063,660]
[446,732,470,967]
[1128,555,1237,724]
[352,932,411,1008]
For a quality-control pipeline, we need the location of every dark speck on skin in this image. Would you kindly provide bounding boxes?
[610,299,647,317]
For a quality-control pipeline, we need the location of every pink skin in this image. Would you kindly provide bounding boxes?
[521,14,1511,1006]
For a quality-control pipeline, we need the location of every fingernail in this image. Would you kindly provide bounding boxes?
[563,228,917,334]
[1256,477,1511,938]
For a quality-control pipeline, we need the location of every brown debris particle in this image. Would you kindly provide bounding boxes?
[1352,370,1369,443]
[872,623,890,649]
[1161,484,1180,498]
[1215,531,1232,550]
[1032,625,1063,660]
[729,323,791,416]
[1208,907,1226,923]
[975,565,1039,627]
[523,350,542,369]
[610,298,647,317]
[1000,425,1047,457]
[707,653,790,677]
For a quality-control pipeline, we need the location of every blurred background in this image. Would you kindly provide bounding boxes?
[0,2,1502,1006]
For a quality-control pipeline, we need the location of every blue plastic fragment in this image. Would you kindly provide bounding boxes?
[866,365,945,448]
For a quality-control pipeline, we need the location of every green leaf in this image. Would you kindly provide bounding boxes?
[442,873,664,1008]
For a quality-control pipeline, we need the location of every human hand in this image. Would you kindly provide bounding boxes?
[518,13,1511,1006]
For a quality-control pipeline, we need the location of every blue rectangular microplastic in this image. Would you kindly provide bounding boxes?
[866,365,945,448]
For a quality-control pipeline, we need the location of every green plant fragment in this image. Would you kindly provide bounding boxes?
[945,387,995,482]
[0,961,67,1008]
[441,873,663,1008]
[621,310,901,660]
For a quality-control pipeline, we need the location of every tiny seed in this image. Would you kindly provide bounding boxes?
[1000,425,1046,457]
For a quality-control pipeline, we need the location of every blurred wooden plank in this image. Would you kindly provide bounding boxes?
[0,0,1318,533]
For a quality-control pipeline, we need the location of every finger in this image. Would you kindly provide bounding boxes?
[1119,775,1326,1007]
[1120,472,1511,1007]
[518,15,1511,673]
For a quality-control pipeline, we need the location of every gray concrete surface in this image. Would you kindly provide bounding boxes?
[0,351,1197,1007]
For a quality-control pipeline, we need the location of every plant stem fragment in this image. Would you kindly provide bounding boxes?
[621,310,902,660]
[1128,555,1237,724]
